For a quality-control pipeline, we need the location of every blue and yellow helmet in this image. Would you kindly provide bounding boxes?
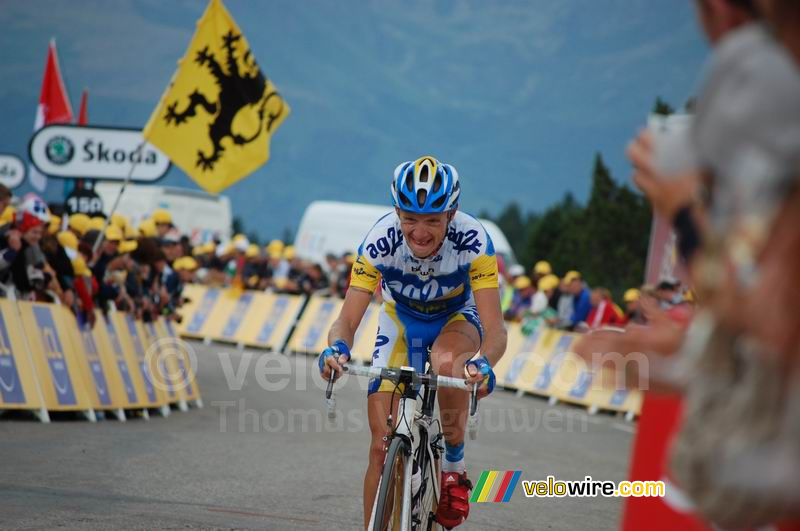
[391,156,461,214]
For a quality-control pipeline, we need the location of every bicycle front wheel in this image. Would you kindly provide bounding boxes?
[413,442,440,531]
[372,437,410,530]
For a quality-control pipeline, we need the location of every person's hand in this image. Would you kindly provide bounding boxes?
[465,355,495,399]
[627,129,700,220]
[318,340,351,382]
[6,229,21,252]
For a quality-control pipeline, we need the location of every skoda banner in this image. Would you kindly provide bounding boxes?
[28,124,170,182]
[0,153,25,189]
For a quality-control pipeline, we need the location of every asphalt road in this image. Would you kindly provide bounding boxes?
[0,341,635,530]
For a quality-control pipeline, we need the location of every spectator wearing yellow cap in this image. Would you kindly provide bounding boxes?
[1,205,16,226]
[39,222,77,308]
[48,214,61,235]
[111,212,128,231]
[138,218,157,238]
[268,242,292,291]
[621,288,646,326]
[243,243,269,289]
[281,246,309,294]
[90,224,124,308]
[68,213,91,237]
[89,216,106,232]
[505,275,535,321]
[531,260,552,285]
[70,253,97,326]
[173,256,199,283]
[520,274,560,335]
[151,208,172,238]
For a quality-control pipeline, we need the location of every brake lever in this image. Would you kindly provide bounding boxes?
[325,363,341,422]
[467,382,480,440]
[469,382,478,416]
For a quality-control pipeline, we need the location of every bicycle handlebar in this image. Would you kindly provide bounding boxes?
[342,364,470,391]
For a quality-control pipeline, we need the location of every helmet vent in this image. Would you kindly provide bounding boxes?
[416,189,428,206]
[399,190,413,208]
[404,173,414,193]
[430,195,445,210]
[419,164,429,183]
[432,173,442,193]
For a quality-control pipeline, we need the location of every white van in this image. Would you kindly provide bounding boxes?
[94,183,232,244]
[294,200,517,266]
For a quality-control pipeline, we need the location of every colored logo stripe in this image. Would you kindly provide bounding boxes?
[470,471,490,503]
[497,471,522,502]
[470,471,522,503]
[477,471,498,502]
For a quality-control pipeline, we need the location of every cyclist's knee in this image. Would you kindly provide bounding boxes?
[431,350,471,378]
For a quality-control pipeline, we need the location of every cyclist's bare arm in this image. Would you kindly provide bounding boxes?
[321,286,373,380]
[469,286,507,394]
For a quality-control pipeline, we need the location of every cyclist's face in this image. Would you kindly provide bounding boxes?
[396,208,453,258]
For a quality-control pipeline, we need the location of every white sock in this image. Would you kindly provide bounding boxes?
[442,458,465,473]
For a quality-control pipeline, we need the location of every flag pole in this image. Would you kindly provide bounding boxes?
[89,141,144,264]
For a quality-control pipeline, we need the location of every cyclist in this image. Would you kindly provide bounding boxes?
[319,156,507,529]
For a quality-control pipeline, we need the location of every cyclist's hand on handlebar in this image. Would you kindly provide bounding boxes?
[318,340,351,382]
[465,355,495,399]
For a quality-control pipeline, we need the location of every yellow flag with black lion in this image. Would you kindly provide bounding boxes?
[143,0,289,193]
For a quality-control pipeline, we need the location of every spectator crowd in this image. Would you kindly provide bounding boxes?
[0,189,359,328]
[0,175,691,338]
[499,258,690,335]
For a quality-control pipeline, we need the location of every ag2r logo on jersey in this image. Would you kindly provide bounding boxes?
[447,227,482,254]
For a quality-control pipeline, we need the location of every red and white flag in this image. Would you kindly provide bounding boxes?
[30,38,73,192]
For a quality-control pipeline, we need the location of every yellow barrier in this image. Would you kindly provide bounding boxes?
[107,312,169,414]
[286,296,342,354]
[142,320,183,408]
[60,306,128,417]
[162,318,202,406]
[176,283,207,334]
[18,301,95,419]
[0,299,47,418]
[179,286,222,339]
[0,297,200,422]
[491,322,535,390]
[175,287,641,418]
[176,284,304,351]
[234,293,305,351]
[92,309,143,412]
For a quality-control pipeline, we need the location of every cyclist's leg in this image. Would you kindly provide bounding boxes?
[429,310,481,526]
[429,317,480,457]
[364,304,408,528]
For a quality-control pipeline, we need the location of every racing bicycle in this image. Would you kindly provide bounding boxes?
[326,363,480,530]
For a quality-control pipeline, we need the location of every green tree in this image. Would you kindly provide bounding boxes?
[490,153,651,302]
[652,96,675,116]
[495,202,527,257]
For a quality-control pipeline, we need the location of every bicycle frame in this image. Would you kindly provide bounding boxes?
[326,364,475,531]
